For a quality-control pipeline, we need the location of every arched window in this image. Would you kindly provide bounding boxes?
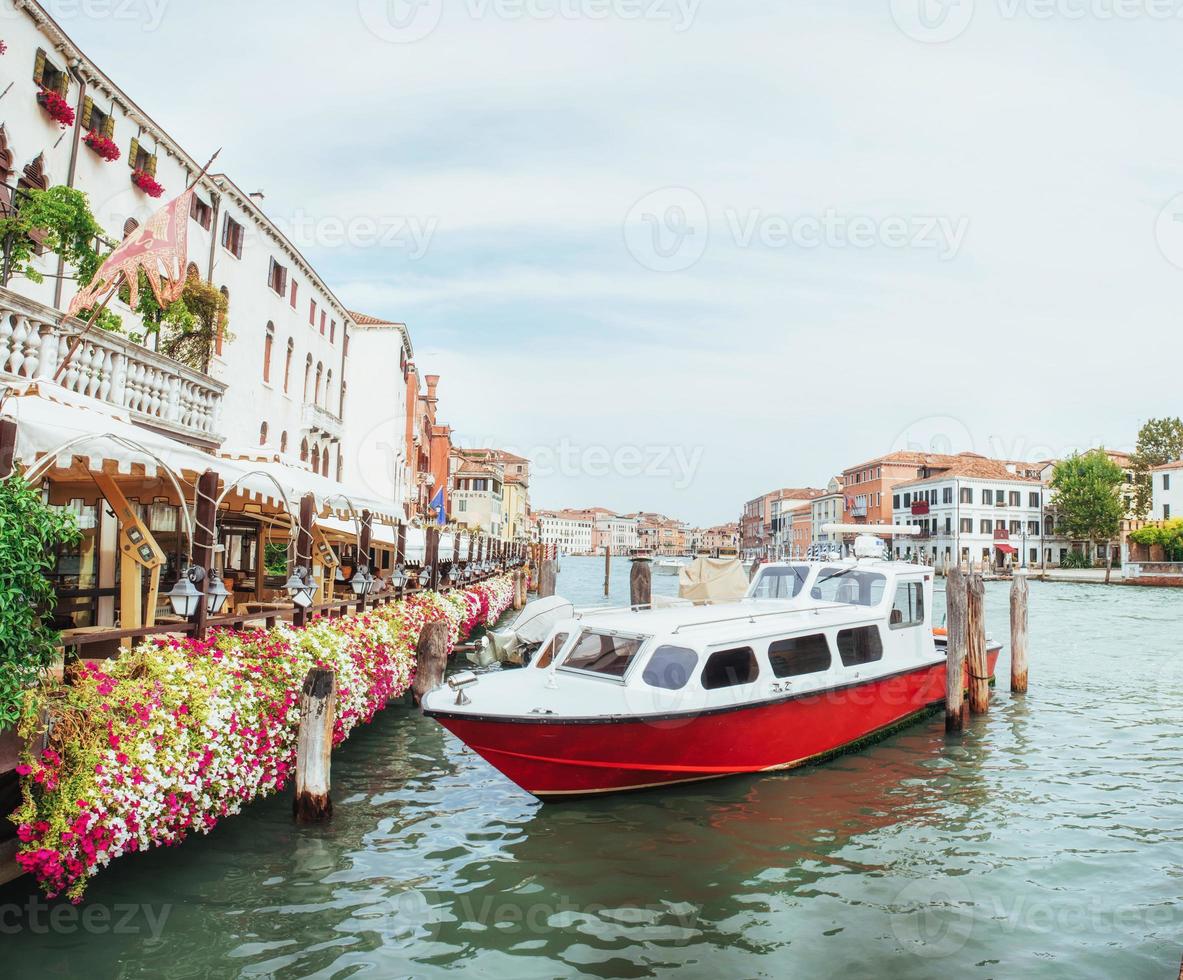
[336,454,343,482]
[283,339,294,393]
[216,286,229,356]
[324,369,332,409]
[322,446,330,477]
[259,421,268,446]
[300,438,309,463]
[339,381,347,418]
[280,431,288,453]
[314,361,323,404]
[0,126,14,209]
[303,354,313,401]
[123,217,140,237]
[311,444,321,474]
[263,322,275,383]
[185,262,200,282]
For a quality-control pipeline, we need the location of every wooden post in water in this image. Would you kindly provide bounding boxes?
[294,667,336,822]
[966,571,990,714]
[538,558,557,598]
[412,619,450,705]
[630,557,652,609]
[1010,571,1029,693]
[945,566,968,732]
[603,545,612,597]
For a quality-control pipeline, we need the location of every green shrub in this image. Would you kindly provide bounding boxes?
[1059,550,1093,569]
[0,474,80,728]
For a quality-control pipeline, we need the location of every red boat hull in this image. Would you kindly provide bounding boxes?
[428,648,1001,798]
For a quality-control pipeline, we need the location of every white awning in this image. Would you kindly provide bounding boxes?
[4,384,402,525]
[318,514,397,546]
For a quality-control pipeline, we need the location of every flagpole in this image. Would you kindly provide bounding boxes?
[53,149,221,385]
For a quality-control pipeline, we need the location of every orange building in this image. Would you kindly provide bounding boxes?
[841,452,964,526]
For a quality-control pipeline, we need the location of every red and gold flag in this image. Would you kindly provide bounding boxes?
[68,186,195,317]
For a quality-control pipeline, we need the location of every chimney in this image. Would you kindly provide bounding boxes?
[425,375,440,402]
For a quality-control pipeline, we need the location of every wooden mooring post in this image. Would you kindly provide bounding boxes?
[966,571,990,714]
[294,668,336,823]
[412,620,450,705]
[603,545,612,597]
[1010,571,1029,694]
[630,557,652,609]
[538,558,557,598]
[945,565,968,732]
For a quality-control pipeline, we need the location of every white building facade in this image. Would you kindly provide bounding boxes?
[811,478,846,548]
[891,467,1070,569]
[0,0,359,488]
[596,513,639,553]
[1151,461,1183,521]
[536,511,594,554]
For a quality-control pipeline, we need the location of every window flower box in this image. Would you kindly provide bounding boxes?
[36,88,75,129]
[131,168,165,198]
[83,130,121,163]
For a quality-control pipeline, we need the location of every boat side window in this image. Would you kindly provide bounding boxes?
[535,632,569,669]
[890,582,925,630]
[701,647,760,690]
[836,626,884,667]
[768,634,832,678]
[751,566,809,599]
[561,630,644,679]
[811,569,886,607]
[643,645,699,691]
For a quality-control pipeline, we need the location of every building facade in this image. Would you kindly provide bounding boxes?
[1151,461,1182,521]
[535,510,594,553]
[890,458,1068,568]
[811,477,846,548]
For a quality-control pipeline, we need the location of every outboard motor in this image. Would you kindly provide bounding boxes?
[472,595,575,667]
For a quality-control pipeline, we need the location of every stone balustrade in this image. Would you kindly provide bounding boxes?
[0,286,226,446]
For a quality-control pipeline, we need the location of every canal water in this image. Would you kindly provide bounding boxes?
[4,558,1181,978]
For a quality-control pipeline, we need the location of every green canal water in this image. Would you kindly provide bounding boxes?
[4,558,1181,978]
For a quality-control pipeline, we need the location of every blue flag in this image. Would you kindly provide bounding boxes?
[431,487,446,525]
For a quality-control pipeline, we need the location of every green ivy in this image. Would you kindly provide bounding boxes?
[0,473,80,729]
[0,186,105,289]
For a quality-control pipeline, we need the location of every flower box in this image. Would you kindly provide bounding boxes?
[36,88,75,130]
[83,131,121,163]
[131,168,164,198]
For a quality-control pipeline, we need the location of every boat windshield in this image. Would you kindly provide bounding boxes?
[810,567,886,607]
[560,630,645,679]
[751,565,810,599]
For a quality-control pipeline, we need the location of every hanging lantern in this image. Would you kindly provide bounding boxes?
[351,564,375,596]
[448,564,460,583]
[204,572,231,615]
[391,563,407,589]
[285,566,316,607]
[419,565,433,588]
[167,566,205,618]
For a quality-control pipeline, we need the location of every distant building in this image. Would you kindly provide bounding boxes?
[535,510,595,553]
[890,456,1067,568]
[449,450,505,538]
[741,488,823,559]
[1151,460,1182,521]
[455,448,531,541]
[636,513,687,556]
[811,477,846,549]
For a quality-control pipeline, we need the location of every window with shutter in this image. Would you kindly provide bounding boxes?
[81,97,94,131]
[128,137,140,169]
[33,49,47,87]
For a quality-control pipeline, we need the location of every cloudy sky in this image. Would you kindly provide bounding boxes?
[44,0,1183,525]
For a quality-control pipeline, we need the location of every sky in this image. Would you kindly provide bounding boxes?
[36,0,1183,526]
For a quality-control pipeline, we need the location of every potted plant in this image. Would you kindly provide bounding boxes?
[131,168,164,198]
[83,130,120,163]
[36,88,75,129]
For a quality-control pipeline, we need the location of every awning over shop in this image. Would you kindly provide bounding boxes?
[4,383,402,526]
[995,543,1018,555]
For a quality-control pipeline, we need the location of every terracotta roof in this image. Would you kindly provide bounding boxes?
[348,310,406,328]
[1151,459,1183,472]
[894,457,1041,488]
